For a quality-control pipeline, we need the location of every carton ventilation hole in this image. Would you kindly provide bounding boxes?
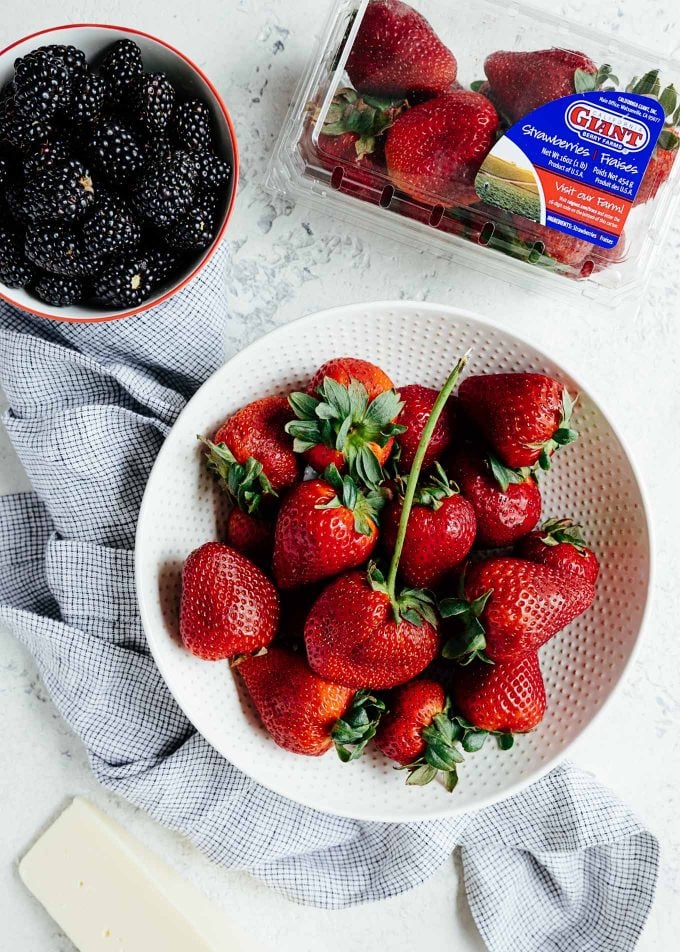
[429,205,444,227]
[379,185,394,208]
[479,222,495,245]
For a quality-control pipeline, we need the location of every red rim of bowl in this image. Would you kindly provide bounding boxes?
[0,23,239,324]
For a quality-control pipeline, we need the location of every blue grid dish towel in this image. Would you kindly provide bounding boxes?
[0,249,658,951]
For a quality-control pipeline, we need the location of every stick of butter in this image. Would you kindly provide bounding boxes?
[19,797,261,952]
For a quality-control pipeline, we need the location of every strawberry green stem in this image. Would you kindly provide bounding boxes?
[386,352,470,606]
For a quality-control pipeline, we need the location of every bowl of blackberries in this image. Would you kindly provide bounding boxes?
[0,26,237,321]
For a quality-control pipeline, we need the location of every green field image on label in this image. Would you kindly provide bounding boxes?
[475,171,541,221]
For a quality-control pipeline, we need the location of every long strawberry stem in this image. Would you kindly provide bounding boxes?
[386,352,470,606]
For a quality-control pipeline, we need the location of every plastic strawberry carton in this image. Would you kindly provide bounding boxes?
[266,0,680,305]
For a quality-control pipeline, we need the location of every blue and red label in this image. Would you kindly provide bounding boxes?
[475,91,665,247]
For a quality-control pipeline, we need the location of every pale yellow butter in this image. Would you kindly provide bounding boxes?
[19,797,260,951]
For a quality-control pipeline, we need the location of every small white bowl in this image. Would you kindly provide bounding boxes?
[0,24,238,323]
[135,301,652,822]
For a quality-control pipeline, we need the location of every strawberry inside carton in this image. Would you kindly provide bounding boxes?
[267,0,680,306]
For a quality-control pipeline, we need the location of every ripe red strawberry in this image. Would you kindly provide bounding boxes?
[314,131,387,203]
[382,465,476,588]
[346,0,457,100]
[308,356,394,399]
[629,72,679,205]
[458,372,577,470]
[395,384,455,470]
[272,467,382,589]
[287,357,404,487]
[484,49,599,124]
[441,556,594,662]
[179,542,280,660]
[449,445,541,548]
[302,87,407,204]
[452,651,546,734]
[304,569,440,689]
[376,679,446,765]
[238,646,384,758]
[385,91,500,206]
[375,679,464,790]
[224,508,273,568]
[203,396,302,514]
[636,138,677,205]
[517,518,600,584]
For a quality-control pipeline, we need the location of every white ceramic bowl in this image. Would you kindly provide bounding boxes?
[0,24,238,323]
[136,301,652,821]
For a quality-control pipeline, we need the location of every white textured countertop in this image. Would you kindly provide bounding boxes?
[1,0,680,949]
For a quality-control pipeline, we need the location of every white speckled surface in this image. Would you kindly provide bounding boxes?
[1,1,679,949]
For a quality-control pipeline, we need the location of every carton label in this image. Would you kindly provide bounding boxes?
[475,91,665,248]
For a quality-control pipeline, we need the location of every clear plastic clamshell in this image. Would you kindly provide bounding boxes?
[267,0,680,306]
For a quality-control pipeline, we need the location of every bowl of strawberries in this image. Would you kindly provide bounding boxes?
[136,301,651,820]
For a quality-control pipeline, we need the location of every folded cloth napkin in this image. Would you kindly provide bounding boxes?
[0,250,658,951]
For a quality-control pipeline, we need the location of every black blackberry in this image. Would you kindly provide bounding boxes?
[194,189,219,216]
[0,156,9,189]
[87,118,144,186]
[0,223,34,287]
[132,151,197,227]
[133,72,175,135]
[190,150,231,190]
[23,137,72,179]
[142,137,174,166]
[145,247,181,286]
[68,73,106,126]
[173,99,213,151]
[32,272,86,306]
[164,204,216,250]
[22,158,94,222]
[14,49,69,119]
[92,252,154,308]
[5,182,31,225]
[99,39,143,104]
[25,222,102,276]
[0,97,52,152]
[83,193,142,256]
[36,45,88,83]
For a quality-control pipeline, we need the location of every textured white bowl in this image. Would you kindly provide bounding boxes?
[0,24,238,323]
[136,301,652,821]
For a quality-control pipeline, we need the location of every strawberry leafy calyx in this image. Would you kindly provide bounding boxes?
[487,454,533,492]
[440,585,494,665]
[318,86,408,158]
[574,63,618,94]
[399,704,513,792]
[400,708,464,792]
[529,388,578,472]
[368,563,437,628]
[539,517,587,551]
[332,689,386,762]
[626,71,680,150]
[316,463,386,536]
[286,377,405,489]
[411,462,459,510]
[200,437,276,515]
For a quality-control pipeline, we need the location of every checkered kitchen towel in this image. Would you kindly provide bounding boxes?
[0,248,658,951]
